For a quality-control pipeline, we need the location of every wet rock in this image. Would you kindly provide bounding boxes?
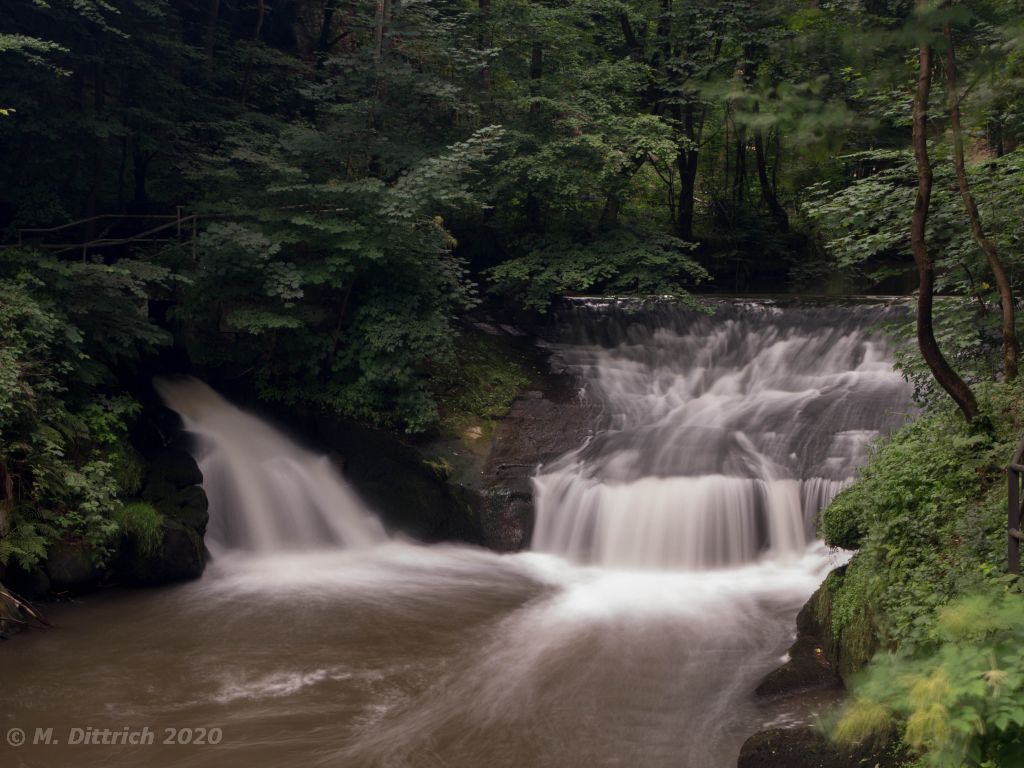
[737,728,904,768]
[477,481,535,551]
[478,379,599,551]
[314,421,483,544]
[755,597,843,698]
[45,539,102,593]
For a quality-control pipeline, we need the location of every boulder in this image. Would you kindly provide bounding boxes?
[45,539,102,593]
[152,485,209,534]
[147,447,203,489]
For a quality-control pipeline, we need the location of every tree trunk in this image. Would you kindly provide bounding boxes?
[911,7,978,421]
[85,60,106,234]
[318,0,338,55]
[240,0,266,104]
[676,147,698,240]
[943,22,1019,381]
[131,142,149,213]
[524,40,543,231]
[204,0,220,81]
[674,101,701,241]
[479,0,492,96]
[373,0,392,64]
[754,111,787,228]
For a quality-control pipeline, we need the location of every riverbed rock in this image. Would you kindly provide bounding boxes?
[151,447,204,488]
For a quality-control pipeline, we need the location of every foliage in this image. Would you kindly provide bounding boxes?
[0,249,171,570]
[820,379,1024,762]
[834,590,1024,767]
[434,332,531,440]
[487,229,708,311]
[821,381,1023,648]
[113,502,163,557]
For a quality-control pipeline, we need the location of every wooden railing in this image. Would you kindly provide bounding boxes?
[1008,437,1024,574]
[9,207,199,260]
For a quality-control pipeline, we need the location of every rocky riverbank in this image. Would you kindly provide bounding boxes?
[737,568,905,768]
[0,410,209,606]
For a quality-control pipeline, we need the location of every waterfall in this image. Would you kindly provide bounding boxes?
[155,377,387,554]
[531,299,912,570]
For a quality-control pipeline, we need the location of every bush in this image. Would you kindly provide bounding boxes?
[833,590,1024,767]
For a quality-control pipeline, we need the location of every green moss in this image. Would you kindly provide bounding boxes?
[434,331,531,445]
[113,501,164,557]
[819,381,1023,652]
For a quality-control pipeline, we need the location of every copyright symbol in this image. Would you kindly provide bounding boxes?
[6,727,25,747]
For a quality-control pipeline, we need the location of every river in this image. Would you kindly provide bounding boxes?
[0,300,912,768]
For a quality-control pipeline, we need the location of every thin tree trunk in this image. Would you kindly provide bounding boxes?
[368,0,392,177]
[0,459,12,537]
[86,60,106,233]
[754,110,787,228]
[943,22,1019,381]
[479,0,492,96]
[318,0,338,55]
[373,0,391,64]
[524,40,543,231]
[674,102,702,240]
[240,0,266,104]
[911,6,977,421]
[204,0,220,81]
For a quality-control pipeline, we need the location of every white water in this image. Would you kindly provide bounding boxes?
[532,301,912,569]
[0,302,914,768]
[154,377,387,554]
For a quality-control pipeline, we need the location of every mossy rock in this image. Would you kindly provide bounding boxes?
[115,520,206,586]
[147,448,203,489]
[807,566,881,681]
[141,477,178,504]
[152,485,209,534]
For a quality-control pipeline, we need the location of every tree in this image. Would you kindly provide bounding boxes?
[910,0,978,422]
[942,17,1019,381]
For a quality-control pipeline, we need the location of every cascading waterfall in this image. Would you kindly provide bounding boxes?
[155,376,387,554]
[532,300,913,570]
